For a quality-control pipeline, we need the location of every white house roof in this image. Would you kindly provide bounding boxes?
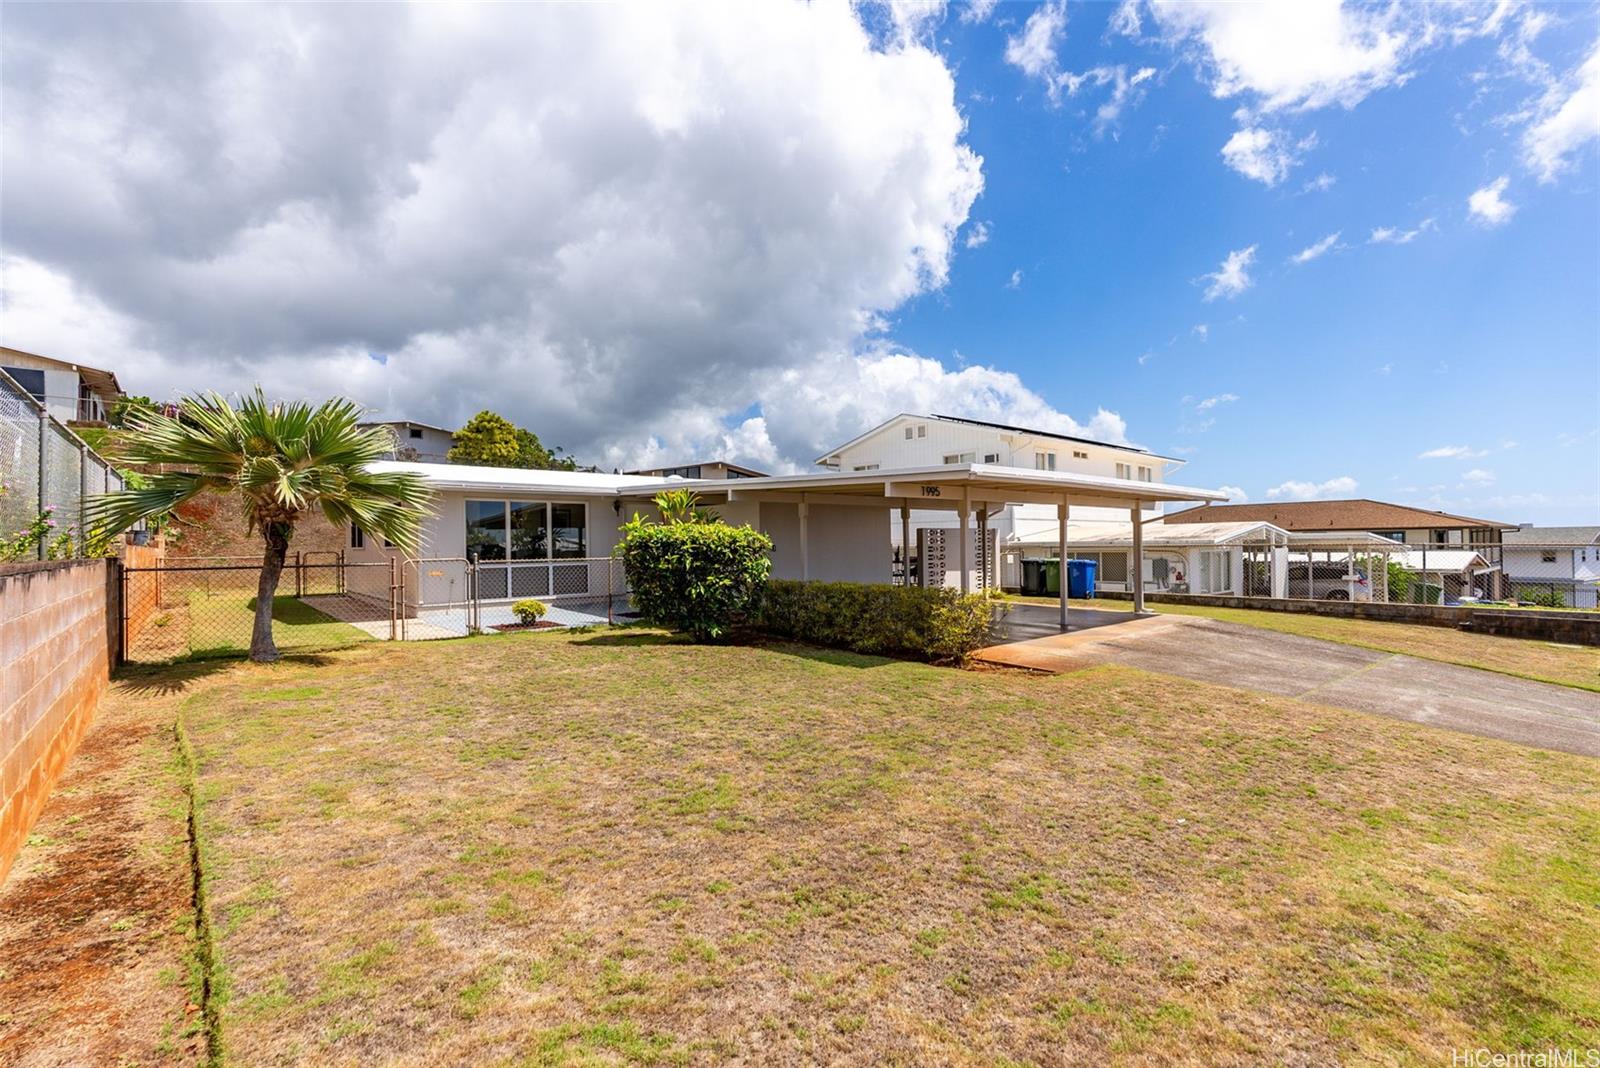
[371,459,1230,509]
[1397,548,1491,573]
[368,461,669,495]
[1016,518,1287,549]
[812,412,1176,467]
[1503,526,1600,545]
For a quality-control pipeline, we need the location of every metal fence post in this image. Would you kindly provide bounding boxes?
[78,441,90,550]
[36,407,48,560]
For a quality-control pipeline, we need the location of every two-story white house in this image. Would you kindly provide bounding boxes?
[814,413,1179,580]
[358,419,457,463]
[1,346,124,425]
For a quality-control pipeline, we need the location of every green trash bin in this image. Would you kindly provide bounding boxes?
[1041,559,1061,596]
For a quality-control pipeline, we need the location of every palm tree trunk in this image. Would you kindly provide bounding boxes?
[251,523,290,662]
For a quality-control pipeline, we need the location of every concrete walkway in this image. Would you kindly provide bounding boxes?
[977,606,1600,758]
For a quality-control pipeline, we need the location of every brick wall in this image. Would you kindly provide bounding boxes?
[0,559,119,885]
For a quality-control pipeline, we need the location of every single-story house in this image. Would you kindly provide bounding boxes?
[347,451,1230,631]
[1,346,124,425]
[1502,526,1600,608]
[1002,519,1405,600]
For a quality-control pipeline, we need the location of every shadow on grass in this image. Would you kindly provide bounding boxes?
[115,650,345,693]
[571,627,904,670]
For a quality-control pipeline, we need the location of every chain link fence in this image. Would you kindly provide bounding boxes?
[1,367,125,556]
[120,553,634,662]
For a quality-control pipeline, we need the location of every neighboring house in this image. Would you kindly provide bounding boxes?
[1502,525,1600,608]
[358,419,455,463]
[0,346,123,425]
[815,413,1179,558]
[624,460,766,480]
[1164,499,1515,550]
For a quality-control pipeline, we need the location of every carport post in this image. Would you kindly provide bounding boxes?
[1057,500,1069,633]
[977,506,989,590]
[798,496,809,581]
[900,502,911,586]
[957,497,970,594]
[1130,503,1146,614]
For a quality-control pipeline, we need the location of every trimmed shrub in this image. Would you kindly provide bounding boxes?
[754,580,1000,664]
[616,522,774,640]
[512,598,548,625]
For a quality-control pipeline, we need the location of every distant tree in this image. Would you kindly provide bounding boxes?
[447,410,578,471]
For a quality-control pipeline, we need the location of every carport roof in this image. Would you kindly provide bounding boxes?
[370,460,1230,508]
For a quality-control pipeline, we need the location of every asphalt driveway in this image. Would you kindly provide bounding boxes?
[980,605,1600,758]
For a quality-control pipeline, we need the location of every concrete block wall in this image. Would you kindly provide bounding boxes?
[1095,589,1600,647]
[1,559,118,885]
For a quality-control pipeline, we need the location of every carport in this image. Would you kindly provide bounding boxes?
[678,463,1227,632]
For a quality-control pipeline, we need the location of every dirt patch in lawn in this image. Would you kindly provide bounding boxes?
[169,633,1600,1065]
[0,673,205,1067]
[490,621,563,632]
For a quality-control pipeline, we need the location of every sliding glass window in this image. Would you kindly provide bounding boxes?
[551,503,587,558]
[510,501,548,560]
[466,499,586,561]
[465,500,507,561]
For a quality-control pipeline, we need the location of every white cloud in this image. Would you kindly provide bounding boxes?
[966,221,991,248]
[1220,126,1312,186]
[1289,231,1341,264]
[0,2,990,472]
[880,1,951,46]
[1201,245,1257,301]
[1192,323,1209,340]
[1057,65,1159,132]
[1369,218,1435,244]
[1005,1,1068,85]
[1139,0,1413,113]
[1523,36,1600,183]
[1265,475,1358,501]
[960,0,999,25]
[1419,444,1488,459]
[1137,351,1152,366]
[1462,468,1496,485]
[1302,171,1337,193]
[1217,484,1248,502]
[1194,392,1238,411]
[1006,268,1024,289]
[1468,176,1517,226]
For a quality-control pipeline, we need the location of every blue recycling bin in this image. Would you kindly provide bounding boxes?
[1065,558,1098,599]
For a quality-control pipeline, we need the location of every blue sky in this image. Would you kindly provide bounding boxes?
[1,1,1596,523]
[883,1,1599,523]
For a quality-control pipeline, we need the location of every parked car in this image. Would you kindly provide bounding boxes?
[1288,562,1372,601]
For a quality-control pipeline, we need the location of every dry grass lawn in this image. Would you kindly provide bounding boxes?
[1007,595,1600,692]
[147,629,1600,1066]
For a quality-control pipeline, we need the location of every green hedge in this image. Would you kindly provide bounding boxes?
[616,522,773,640]
[754,580,999,664]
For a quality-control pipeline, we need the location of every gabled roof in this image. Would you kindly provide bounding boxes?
[1503,526,1600,545]
[813,412,1171,467]
[1164,498,1515,532]
[0,345,123,397]
[358,418,454,435]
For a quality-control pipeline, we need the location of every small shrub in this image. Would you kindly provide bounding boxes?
[754,580,1000,664]
[616,522,774,641]
[512,599,548,625]
[1518,587,1567,609]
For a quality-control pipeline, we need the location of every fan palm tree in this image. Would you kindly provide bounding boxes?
[88,389,434,662]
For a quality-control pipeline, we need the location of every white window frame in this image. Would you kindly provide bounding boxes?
[1035,451,1057,471]
[853,463,880,471]
[943,452,975,464]
[1137,465,1153,482]
[1115,462,1132,480]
